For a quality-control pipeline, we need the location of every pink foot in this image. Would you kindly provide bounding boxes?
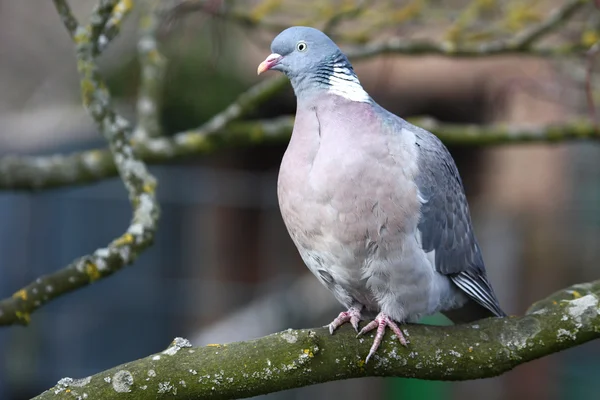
[358,312,409,363]
[329,306,362,334]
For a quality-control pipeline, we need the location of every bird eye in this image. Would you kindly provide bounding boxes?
[296,41,308,52]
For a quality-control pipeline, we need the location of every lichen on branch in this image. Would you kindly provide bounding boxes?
[0,0,595,192]
[33,280,600,399]
[135,0,167,140]
[169,0,592,57]
[0,114,597,192]
[0,76,288,191]
[0,0,159,327]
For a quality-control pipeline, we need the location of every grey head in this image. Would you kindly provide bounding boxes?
[258,26,367,101]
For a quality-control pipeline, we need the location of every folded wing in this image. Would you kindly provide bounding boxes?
[411,123,506,318]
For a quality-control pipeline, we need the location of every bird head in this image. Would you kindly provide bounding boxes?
[257,26,343,78]
[258,26,369,102]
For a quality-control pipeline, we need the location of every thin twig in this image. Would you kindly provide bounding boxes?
[322,0,367,36]
[586,41,600,131]
[89,0,118,53]
[0,0,160,327]
[508,0,588,49]
[0,113,598,192]
[97,0,135,53]
[350,0,590,59]
[164,0,591,58]
[135,0,167,140]
[52,0,80,38]
[159,0,291,33]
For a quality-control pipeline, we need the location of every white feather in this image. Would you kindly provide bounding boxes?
[327,64,370,103]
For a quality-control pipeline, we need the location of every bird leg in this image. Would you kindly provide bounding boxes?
[358,312,409,363]
[328,305,363,334]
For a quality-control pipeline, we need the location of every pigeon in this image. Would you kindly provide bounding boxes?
[258,26,506,363]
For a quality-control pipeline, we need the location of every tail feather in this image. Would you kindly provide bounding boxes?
[442,298,505,324]
[451,271,507,319]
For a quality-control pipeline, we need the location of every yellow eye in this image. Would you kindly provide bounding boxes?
[296,41,308,52]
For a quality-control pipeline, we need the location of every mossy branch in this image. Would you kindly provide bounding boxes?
[33,280,600,399]
[0,0,159,327]
[0,67,287,323]
[169,0,591,57]
[0,0,594,193]
[0,115,597,191]
[0,76,287,191]
[349,0,590,58]
[135,0,167,140]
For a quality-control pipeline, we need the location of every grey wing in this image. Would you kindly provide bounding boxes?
[411,125,506,318]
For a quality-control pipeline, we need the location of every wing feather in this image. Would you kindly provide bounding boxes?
[409,122,506,318]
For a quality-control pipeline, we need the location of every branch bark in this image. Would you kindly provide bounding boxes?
[135,0,167,140]
[0,115,597,191]
[168,0,591,57]
[0,0,595,192]
[347,0,590,58]
[0,0,160,327]
[33,280,600,399]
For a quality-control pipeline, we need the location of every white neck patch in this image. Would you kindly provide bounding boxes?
[328,64,370,103]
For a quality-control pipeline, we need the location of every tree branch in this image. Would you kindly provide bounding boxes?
[33,280,600,399]
[134,0,167,140]
[97,0,134,53]
[89,0,120,52]
[0,76,287,191]
[161,0,291,33]
[348,0,589,58]
[0,115,596,191]
[0,69,288,323]
[346,39,586,59]
[1,0,596,325]
[0,0,160,327]
[167,0,591,57]
[0,1,594,192]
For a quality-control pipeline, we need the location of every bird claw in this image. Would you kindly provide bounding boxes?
[328,306,362,334]
[357,312,409,363]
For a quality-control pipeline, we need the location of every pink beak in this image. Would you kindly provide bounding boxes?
[257,53,282,75]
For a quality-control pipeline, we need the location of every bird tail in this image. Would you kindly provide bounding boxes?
[450,271,507,320]
[442,298,505,324]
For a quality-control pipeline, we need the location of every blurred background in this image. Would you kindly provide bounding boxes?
[1,0,600,399]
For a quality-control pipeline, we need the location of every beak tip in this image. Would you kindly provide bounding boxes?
[257,53,282,76]
[257,61,268,76]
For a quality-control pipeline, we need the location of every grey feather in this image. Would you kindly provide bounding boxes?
[262,26,506,329]
[410,123,506,318]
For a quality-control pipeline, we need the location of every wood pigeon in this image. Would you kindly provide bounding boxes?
[258,26,506,363]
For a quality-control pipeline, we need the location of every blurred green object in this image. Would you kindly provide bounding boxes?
[160,44,247,135]
[386,314,452,399]
[107,27,247,136]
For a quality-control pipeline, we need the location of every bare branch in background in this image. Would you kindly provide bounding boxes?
[0,0,599,397]
[321,1,367,36]
[34,280,600,399]
[89,0,120,53]
[0,114,597,192]
[346,40,586,59]
[160,0,289,33]
[0,0,160,327]
[586,41,600,129]
[165,0,591,57]
[0,76,287,191]
[97,0,134,53]
[52,0,79,38]
[0,0,593,192]
[349,0,589,58]
[135,0,167,140]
